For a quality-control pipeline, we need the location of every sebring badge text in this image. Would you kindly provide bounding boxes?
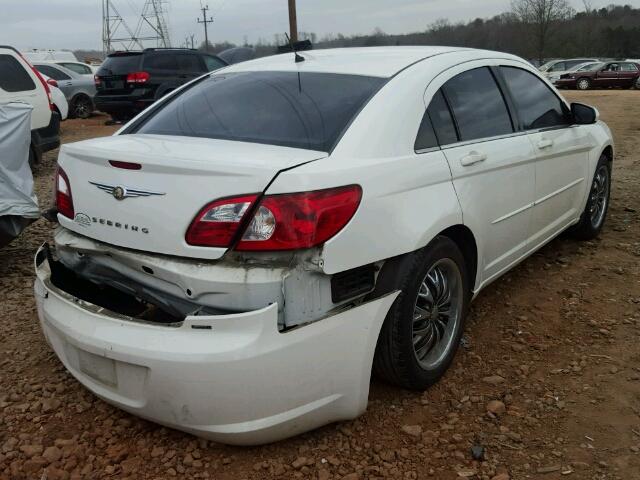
[74,213,149,234]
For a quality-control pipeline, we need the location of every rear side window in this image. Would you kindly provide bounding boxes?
[442,67,513,142]
[144,53,179,71]
[621,63,639,72]
[414,112,438,151]
[423,90,458,147]
[0,54,36,92]
[36,65,70,81]
[500,67,570,130]
[59,62,92,75]
[98,54,142,75]
[177,54,204,72]
[132,71,385,152]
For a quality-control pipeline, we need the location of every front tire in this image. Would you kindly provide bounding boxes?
[576,78,591,90]
[571,154,611,240]
[373,237,470,390]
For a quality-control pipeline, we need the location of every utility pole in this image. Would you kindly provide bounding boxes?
[288,0,298,43]
[197,5,213,52]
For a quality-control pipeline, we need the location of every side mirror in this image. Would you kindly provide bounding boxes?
[571,102,598,125]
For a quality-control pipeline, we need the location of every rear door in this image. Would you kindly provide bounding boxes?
[619,62,639,87]
[499,66,590,246]
[434,67,537,282]
[0,52,50,130]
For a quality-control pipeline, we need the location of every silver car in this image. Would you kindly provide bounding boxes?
[33,62,96,119]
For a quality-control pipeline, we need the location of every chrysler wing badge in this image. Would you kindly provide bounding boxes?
[89,182,166,201]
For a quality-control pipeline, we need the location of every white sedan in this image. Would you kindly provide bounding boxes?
[35,47,613,445]
[40,74,68,120]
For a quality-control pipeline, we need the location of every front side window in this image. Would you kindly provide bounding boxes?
[500,67,570,130]
[603,63,619,72]
[0,55,35,92]
[132,71,385,152]
[442,67,513,142]
[35,65,71,81]
[576,62,602,72]
[203,55,226,72]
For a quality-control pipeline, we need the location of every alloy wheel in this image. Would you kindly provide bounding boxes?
[589,164,609,228]
[412,258,463,370]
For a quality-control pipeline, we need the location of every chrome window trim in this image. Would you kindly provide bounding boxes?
[439,131,529,150]
[415,146,441,155]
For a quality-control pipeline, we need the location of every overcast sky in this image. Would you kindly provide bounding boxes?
[1,0,637,51]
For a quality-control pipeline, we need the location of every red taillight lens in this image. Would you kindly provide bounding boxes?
[46,78,58,88]
[18,54,54,111]
[55,167,74,219]
[186,195,259,247]
[126,71,150,84]
[236,185,362,251]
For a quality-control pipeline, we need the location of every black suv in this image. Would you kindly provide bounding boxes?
[94,48,227,121]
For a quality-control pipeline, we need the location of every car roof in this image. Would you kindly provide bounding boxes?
[221,46,507,78]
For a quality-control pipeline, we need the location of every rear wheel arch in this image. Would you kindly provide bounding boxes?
[370,224,478,299]
[602,145,613,164]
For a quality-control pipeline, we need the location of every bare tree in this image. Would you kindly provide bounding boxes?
[512,0,574,62]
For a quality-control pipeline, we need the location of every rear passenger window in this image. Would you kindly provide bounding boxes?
[426,90,458,146]
[500,67,570,130]
[442,67,513,142]
[178,54,203,72]
[0,55,36,92]
[144,54,179,71]
[414,112,438,151]
[36,65,70,81]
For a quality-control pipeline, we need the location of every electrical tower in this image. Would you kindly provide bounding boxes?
[102,0,171,55]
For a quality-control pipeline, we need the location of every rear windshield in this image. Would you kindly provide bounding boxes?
[98,54,142,75]
[130,71,385,152]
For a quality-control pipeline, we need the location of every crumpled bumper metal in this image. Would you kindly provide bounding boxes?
[34,244,398,445]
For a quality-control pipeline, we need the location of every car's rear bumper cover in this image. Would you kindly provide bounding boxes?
[31,111,60,156]
[34,244,398,445]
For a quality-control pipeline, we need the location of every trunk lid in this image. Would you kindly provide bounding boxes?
[57,134,327,259]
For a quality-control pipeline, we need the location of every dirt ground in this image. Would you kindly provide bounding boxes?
[1,90,639,480]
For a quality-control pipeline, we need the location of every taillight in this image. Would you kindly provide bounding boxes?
[55,167,74,219]
[186,195,259,247]
[18,54,54,111]
[46,78,58,88]
[237,185,362,251]
[126,71,150,84]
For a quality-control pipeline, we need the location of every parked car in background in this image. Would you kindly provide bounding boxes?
[33,62,96,118]
[0,45,60,164]
[554,61,640,90]
[22,49,77,63]
[40,74,69,120]
[37,47,613,445]
[94,48,227,121]
[55,61,97,77]
[545,61,604,84]
[539,58,599,75]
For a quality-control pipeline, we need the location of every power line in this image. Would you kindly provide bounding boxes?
[197,5,214,52]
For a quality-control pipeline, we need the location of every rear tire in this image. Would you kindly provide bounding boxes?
[576,78,591,90]
[373,237,470,390]
[71,95,92,119]
[571,154,611,240]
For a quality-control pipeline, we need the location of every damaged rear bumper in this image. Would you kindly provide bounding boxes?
[34,243,398,445]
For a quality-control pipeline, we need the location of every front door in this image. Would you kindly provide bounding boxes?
[499,66,590,246]
[429,67,536,283]
[594,63,620,88]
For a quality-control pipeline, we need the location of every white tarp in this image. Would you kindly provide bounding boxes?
[0,102,39,246]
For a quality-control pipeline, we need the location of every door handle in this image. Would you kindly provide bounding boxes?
[460,151,487,167]
[537,139,554,149]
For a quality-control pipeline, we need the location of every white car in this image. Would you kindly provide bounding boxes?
[35,47,613,445]
[0,45,60,163]
[545,61,604,84]
[40,74,69,120]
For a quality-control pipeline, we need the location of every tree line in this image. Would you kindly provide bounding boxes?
[76,3,640,63]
